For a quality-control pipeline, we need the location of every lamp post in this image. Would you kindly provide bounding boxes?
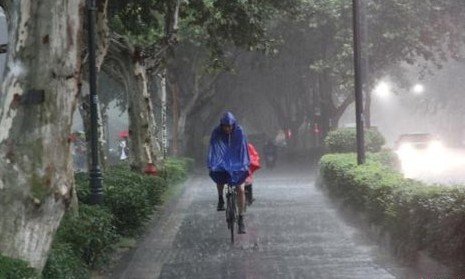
[87,0,103,204]
[352,0,366,164]
[412,84,425,95]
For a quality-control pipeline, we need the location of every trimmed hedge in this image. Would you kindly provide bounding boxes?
[0,255,38,279]
[324,128,386,153]
[320,153,465,269]
[159,157,194,185]
[42,157,192,278]
[42,243,89,279]
[53,204,119,268]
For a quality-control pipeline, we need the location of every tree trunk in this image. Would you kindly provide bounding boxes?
[102,36,159,171]
[318,71,334,139]
[176,110,189,154]
[128,60,158,171]
[171,80,180,156]
[160,72,168,158]
[365,90,372,128]
[332,93,355,129]
[0,0,83,270]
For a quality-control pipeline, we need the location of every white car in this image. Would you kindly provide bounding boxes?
[395,133,445,177]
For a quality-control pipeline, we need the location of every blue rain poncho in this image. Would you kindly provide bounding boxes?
[208,112,250,186]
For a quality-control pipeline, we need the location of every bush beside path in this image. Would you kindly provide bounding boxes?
[319,153,465,273]
[0,158,193,278]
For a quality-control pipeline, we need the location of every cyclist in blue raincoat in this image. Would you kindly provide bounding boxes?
[208,111,250,234]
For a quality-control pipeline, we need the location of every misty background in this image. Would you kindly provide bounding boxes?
[1,4,465,158]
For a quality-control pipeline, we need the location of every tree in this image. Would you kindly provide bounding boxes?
[168,0,301,156]
[310,0,465,128]
[0,0,83,270]
[103,1,182,169]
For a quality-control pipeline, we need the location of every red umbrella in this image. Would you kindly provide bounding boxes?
[119,130,129,139]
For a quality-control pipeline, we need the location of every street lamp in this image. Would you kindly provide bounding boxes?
[87,0,103,205]
[352,0,366,165]
[412,84,425,95]
[374,81,391,99]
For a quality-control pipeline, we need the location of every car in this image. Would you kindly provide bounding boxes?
[395,133,443,154]
[394,133,447,178]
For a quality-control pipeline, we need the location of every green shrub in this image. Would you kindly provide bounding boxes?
[75,172,90,205]
[0,255,38,279]
[324,128,386,153]
[367,150,400,171]
[319,153,465,268]
[150,176,169,206]
[55,204,119,267]
[159,157,191,184]
[42,243,89,279]
[64,159,189,278]
[103,169,153,236]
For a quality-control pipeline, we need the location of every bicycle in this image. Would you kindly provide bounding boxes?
[225,184,237,244]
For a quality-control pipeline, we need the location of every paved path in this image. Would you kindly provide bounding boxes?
[110,163,414,279]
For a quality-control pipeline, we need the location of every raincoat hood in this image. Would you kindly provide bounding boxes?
[220,111,237,126]
[208,112,250,186]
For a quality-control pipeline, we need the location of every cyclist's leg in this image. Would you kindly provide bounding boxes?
[217,183,225,197]
[236,183,247,233]
[210,171,229,211]
[236,183,246,215]
[217,184,225,211]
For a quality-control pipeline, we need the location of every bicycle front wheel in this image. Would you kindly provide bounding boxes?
[227,192,236,244]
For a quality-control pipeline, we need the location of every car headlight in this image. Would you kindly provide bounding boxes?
[428,140,443,153]
[398,143,413,154]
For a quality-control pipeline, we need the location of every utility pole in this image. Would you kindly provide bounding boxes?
[87,0,104,204]
[352,0,366,164]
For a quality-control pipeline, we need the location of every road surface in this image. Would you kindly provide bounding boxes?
[109,162,417,279]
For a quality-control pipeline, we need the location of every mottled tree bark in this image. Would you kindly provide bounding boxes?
[128,60,158,171]
[0,0,83,270]
[103,36,158,172]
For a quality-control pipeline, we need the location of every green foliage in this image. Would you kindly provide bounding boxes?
[367,150,401,171]
[108,1,165,46]
[75,164,177,236]
[0,255,39,279]
[324,128,386,153]
[320,153,465,267]
[103,167,155,236]
[54,205,119,268]
[42,243,89,279]
[74,172,90,205]
[50,159,190,276]
[159,157,192,185]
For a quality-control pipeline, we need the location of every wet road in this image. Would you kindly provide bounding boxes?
[111,163,413,279]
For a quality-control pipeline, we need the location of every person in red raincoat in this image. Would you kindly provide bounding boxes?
[245,143,260,205]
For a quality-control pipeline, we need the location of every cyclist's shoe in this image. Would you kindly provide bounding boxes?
[238,215,246,234]
[217,198,225,211]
